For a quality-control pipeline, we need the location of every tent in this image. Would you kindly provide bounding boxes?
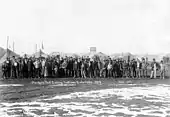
[121,52,135,61]
[111,52,135,61]
[32,50,48,58]
[0,49,20,64]
[144,54,159,62]
[49,52,60,56]
[82,52,108,61]
[62,53,80,58]
[0,47,5,59]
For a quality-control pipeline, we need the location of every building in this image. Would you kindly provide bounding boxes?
[90,47,97,53]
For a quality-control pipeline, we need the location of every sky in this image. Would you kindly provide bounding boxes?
[0,0,170,55]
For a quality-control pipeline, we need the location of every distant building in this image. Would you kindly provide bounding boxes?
[90,47,96,53]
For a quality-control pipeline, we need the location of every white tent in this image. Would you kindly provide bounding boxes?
[49,52,60,56]
[0,47,5,59]
[32,50,48,58]
[0,49,20,64]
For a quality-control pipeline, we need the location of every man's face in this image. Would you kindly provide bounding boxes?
[146,58,148,62]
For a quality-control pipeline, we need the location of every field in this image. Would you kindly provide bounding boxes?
[0,78,170,117]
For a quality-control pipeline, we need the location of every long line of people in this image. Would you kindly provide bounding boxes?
[1,55,166,79]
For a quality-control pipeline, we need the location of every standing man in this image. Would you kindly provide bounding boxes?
[28,58,34,78]
[23,56,28,78]
[160,60,166,79]
[144,57,149,78]
[2,61,7,79]
[13,57,19,78]
[11,56,18,78]
[94,59,99,78]
[73,59,78,78]
[136,58,141,78]
[141,58,146,78]
[81,60,86,78]
[77,58,82,78]
[107,60,113,78]
[5,57,11,78]
[150,58,157,79]
[41,58,46,78]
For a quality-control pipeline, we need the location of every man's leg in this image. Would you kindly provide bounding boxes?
[145,69,147,78]
[154,69,157,79]
[160,70,162,79]
[150,70,153,78]
[163,70,165,79]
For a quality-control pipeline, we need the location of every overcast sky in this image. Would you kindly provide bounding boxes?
[0,0,170,55]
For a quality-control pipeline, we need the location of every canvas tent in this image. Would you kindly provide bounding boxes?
[49,52,60,56]
[0,49,20,64]
[143,54,160,62]
[0,47,5,59]
[61,53,80,58]
[111,52,135,61]
[32,50,48,58]
[82,52,108,61]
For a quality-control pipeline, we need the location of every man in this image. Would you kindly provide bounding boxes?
[107,60,113,78]
[11,56,18,78]
[73,59,78,78]
[81,59,86,78]
[150,58,157,79]
[94,59,99,78]
[54,59,60,78]
[5,57,11,78]
[123,60,127,78]
[136,58,141,78]
[13,57,19,78]
[51,58,56,77]
[102,60,107,78]
[144,57,149,78]
[28,58,34,78]
[98,59,103,78]
[129,60,133,78]
[23,57,28,78]
[141,58,146,78]
[160,60,166,79]
[77,58,81,78]
[67,57,73,77]
[41,58,46,78]
[2,61,7,79]
[112,60,117,78]
[118,60,123,78]
[18,58,24,78]
[61,59,68,77]
[34,58,40,78]
[88,59,94,78]
[131,59,137,78]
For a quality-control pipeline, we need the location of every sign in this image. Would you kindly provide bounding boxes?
[90,47,96,53]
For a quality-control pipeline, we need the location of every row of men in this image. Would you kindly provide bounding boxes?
[1,56,166,79]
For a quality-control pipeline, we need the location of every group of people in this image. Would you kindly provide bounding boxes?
[1,55,167,79]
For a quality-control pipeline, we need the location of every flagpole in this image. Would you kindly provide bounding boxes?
[35,44,37,53]
[7,36,9,58]
[39,43,41,58]
[7,36,9,50]
[13,41,14,52]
